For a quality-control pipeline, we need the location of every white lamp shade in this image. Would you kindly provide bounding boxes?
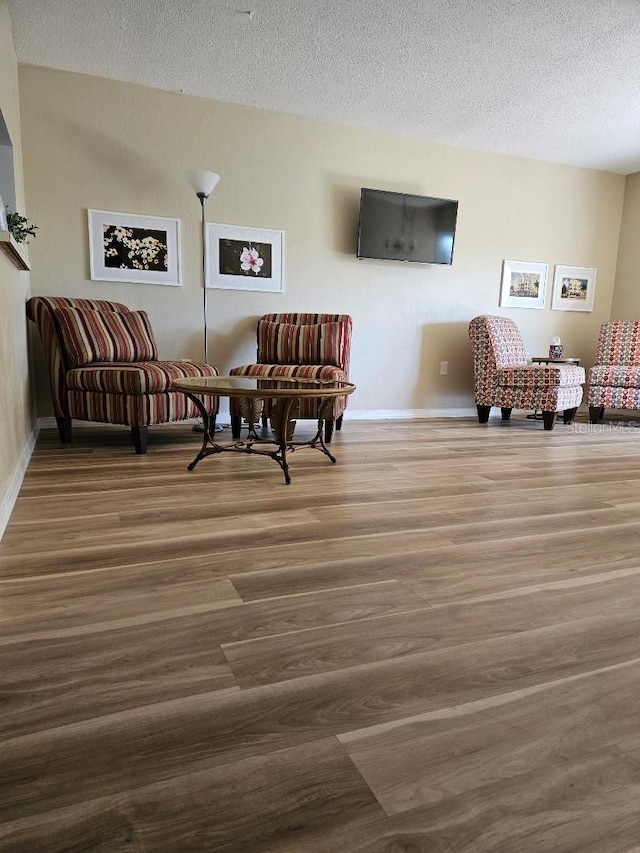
[187,170,221,196]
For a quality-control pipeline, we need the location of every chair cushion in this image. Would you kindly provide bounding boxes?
[588,365,640,389]
[229,363,346,381]
[497,364,585,388]
[66,360,218,395]
[228,363,348,420]
[497,385,583,412]
[54,306,159,367]
[257,320,343,366]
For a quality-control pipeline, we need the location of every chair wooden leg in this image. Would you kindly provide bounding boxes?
[476,405,491,423]
[231,414,242,439]
[501,407,512,420]
[542,411,556,430]
[336,414,344,431]
[131,425,148,454]
[324,419,335,444]
[56,416,72,444]
[589,406,605,424]
[563,407,578,425]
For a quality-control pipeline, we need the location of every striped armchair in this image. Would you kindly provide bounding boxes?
[229,313,352,443]
[469,315,585,430]
[588,320,640,423]
[27,296,218,454]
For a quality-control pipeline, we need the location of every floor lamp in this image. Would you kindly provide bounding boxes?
[187,170,221,365]
[188,170,221,431]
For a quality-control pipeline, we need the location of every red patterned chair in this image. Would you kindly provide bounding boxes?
[469,315,585,430]
[588,320,640,423]
[229,313,352,443]
[27,296,219,454]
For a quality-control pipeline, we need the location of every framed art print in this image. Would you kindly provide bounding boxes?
[88,209,181,286]
[499,260,548,309]
[551,265,597,312]
[206,223,284,292]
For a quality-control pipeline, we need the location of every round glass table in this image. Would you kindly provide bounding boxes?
[172,375,356,484]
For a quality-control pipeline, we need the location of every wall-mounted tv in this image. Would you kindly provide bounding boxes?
[356,188,458,265]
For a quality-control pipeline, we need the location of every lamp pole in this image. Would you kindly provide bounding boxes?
[197,191,209,364]
[187,171,221,365]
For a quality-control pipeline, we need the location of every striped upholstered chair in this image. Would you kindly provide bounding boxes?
[27,296,218,454]
[229,313,352,443]
[588,320,640,423]
[469,315,585,430]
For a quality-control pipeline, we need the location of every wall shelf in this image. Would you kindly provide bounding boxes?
[0,230,29,270]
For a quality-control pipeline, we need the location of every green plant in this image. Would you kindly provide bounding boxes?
[6,210,38,244]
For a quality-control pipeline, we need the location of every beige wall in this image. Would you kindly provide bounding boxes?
[0,1,34,538]
[611,171,640,320]
[19,65,625,419]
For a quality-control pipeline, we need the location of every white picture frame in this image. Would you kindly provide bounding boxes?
[551,265,597,312]
[499,259,548,309]
[88,209,181,286]
[206,223,284,292]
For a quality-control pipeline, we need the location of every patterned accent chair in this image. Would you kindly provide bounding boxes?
[229,313,352,443]
[27,296,219,454]
[588,320,640,423]
[469,315,585,430]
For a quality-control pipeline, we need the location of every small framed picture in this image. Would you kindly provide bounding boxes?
[206,223,284,292]
[551,265,597,312]
[88,209,181,286]
[499,260,548,309]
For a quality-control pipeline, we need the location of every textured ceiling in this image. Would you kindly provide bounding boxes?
[7,0,640,174]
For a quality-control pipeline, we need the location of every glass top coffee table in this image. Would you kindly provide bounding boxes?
[172,375,356,484]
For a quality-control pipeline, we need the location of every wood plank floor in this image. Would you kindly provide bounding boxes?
[2,415,640,851]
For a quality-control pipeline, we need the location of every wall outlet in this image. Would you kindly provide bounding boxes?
[440,361,448,375]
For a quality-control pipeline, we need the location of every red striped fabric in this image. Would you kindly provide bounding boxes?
[229,313,353,424]
[26,296,131,418]
[228,363,348,419]
[26,296,219,431]
[66,389,217,427]
[258,314,352,374]
[54,306,158,366]
[67,360,219,394]
[258,321,344,366]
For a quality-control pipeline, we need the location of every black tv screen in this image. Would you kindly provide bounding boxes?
[357,188,458,265]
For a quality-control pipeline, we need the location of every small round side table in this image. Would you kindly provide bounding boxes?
[531,356,581,366]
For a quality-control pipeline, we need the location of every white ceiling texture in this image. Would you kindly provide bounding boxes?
[7,0,640,174]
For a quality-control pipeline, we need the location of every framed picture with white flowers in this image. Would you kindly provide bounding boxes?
[88,209,181,286]
[205,223,284,292]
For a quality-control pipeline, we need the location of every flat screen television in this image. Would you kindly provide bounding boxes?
[356,188,458,265]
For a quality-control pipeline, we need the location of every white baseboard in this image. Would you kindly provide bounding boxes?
[39,411,478,430]
[0,429,37,541]
[38,405,589,435]
[343,405,588,421]
[344,408,477,420]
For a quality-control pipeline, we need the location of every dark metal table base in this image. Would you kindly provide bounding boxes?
[184,392,338,484]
